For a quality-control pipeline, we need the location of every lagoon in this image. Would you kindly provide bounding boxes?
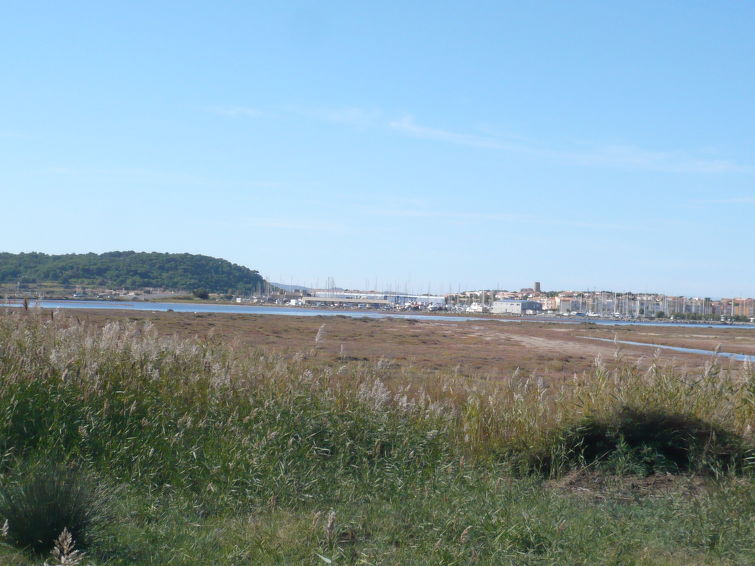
[578,335,752,362]
[4,299,755,330]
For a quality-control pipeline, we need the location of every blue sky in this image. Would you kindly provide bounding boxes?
[1,1,753,297]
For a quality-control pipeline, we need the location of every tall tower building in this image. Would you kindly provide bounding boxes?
[534,281,541,293]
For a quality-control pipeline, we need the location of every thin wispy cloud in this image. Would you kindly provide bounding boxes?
[560,144,744,174]
[301,106,380,127]
[368,206,648,232]
[207,104,748,174]
[388,115,745,174]
[388,115,518,151]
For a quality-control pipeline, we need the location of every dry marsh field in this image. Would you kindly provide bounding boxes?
[0,308,752,565]
[55,308,755,377]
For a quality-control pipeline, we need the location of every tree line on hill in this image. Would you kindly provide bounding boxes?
[0,252,267,294]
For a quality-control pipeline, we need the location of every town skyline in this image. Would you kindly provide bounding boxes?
[2,248,753,301]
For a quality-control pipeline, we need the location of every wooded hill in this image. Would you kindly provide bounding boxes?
[0,252,267,293]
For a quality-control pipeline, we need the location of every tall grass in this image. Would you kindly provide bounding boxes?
[0,310,751,487]
[0,309,752,563]
[0,310,456,509]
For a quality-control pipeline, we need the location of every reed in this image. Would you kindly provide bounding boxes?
[0,309,751,564]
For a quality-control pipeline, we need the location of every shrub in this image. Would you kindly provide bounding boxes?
[0,462,105,554]
[192,288,209,300]
[549,407,752,476]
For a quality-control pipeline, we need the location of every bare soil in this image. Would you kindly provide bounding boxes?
[548,469,710,503]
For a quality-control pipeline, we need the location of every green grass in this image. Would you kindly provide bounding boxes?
[0,309,752,564]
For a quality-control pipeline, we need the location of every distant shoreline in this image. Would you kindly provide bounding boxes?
[3,298,754,329]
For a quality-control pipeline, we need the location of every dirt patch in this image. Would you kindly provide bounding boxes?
[548,470,709,502]
[32,309,753,379]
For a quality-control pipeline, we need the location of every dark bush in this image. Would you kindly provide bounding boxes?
[0,462,105,554]
[192,288,209,300]
[543,407,752,476]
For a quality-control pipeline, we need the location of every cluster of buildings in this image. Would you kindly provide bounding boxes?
[245,282,753,321]
[449,284,755,321]
[43,280,752,322]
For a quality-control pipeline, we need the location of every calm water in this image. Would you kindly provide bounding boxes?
[579,335,752,362]
[4,299,488,323]
[4,299,755,330]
